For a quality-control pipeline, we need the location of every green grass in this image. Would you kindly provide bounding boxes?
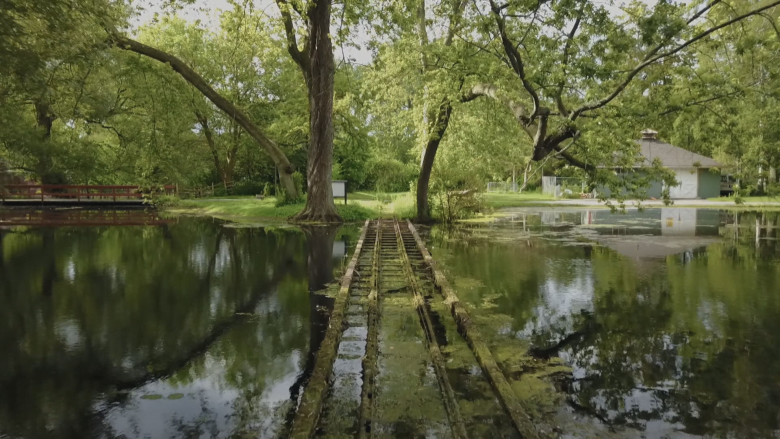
[170,196,373,222]
[169,193,417,222]
[166,190,556,223]
[482,191,554,208]
[706,196,780,203]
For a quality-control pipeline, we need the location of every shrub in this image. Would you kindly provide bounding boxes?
[430,165,483,223]
[263,182,273,197]
[293,171,305,195]
[148,194,181,209]
[275,172,306,206]
[367,158,416,193]
[336,204,375,222]
[232,181,264,196]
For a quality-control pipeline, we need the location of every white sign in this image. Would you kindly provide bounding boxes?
[332,180,346,198]
[332,241,346,258]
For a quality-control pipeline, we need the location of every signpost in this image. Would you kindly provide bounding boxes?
[332,180,347,204]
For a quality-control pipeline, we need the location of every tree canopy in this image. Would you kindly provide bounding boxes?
[1,0,779,220]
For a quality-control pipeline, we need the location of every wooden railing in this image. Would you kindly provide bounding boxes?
[178,181,234,199]
[1,184,177,202]
[0,209,176,226]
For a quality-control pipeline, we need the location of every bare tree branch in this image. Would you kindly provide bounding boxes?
[489,0,543,121]
[194,111,225,182]
[275,0,312,87]
[658,90,743,115]
[555,7,583,117]
[570,0,780,120]
[552,142,593,171]
[461,83,536,139]
[108,32,299,197]
[688,0,721,25]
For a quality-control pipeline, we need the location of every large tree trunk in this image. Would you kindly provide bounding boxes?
[195,112,227,184]
[292,0,340,222]
[111,34,299,199]
[416,99,453,222]
[413,0,466,223]
[41,230,56,296]
[287,225,339,404]
[33,101,59,184]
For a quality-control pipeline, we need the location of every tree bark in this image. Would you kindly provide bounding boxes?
[520,161,532,192]
[291,0,341,222]
[110,34,299,199]
[33,101,59,184]
[412,0,472,222]
[194,112,226,184]
[417,99,453,222]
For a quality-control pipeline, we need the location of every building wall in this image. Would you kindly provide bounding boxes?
[597,171,663,198]
[697,168,721,199]
[670,168,699,198]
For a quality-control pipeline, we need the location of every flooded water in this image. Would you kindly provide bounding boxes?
[0,209,359,438]
[3,207,780,438]
[425,208,780,438]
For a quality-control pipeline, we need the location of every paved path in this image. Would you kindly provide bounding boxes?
[528,199,780,207]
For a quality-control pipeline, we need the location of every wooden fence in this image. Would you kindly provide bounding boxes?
[177,181,234,199]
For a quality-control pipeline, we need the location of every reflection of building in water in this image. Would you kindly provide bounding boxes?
[577,208,721,237]
[576,208,723,259]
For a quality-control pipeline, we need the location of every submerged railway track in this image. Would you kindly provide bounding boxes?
[290,219,540,439]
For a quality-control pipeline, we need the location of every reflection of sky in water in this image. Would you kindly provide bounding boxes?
[432,210,780,438]
[101,294,304,439]
[519,260,594,338]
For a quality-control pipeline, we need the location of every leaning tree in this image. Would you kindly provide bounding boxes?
[412,0,780,221]
[110,0,344,221]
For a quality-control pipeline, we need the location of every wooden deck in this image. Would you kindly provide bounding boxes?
[1,198,147,206]
[1,184,176,206]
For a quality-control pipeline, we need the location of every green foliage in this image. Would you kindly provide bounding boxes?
[334,204,375,222]
[293,171,305,195]
[263,182,273,197]
[275,172,306,206]
[232,181,264,196]
[366,158,416,193]
[430,163,484,223]
[148,194,182,209]
[1,0,779,219]
[275,192,304,207]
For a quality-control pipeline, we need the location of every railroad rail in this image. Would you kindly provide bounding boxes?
[289,219,539,439]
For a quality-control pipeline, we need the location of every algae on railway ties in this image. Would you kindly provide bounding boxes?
[289,219,557,439]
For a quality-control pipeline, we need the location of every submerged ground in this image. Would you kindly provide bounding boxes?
[0,207,778,438]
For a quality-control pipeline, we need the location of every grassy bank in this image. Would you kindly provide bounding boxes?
[707,196,780,203]
[168,197,371,222]
[482,192,555,208]
[168,193,416,222]
[165,191,556,223]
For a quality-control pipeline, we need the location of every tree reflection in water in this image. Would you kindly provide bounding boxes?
[0,215,355,438]
[428,210,780,438]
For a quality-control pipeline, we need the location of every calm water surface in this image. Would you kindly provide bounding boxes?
[0,209,358,438]
[426,208,780,438]
[3,208,780,438]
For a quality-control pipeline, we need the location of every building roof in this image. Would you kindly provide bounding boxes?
[634,138,724,169]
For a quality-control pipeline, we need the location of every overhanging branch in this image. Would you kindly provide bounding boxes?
[489,0,542,120]
[570,0,780,120]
